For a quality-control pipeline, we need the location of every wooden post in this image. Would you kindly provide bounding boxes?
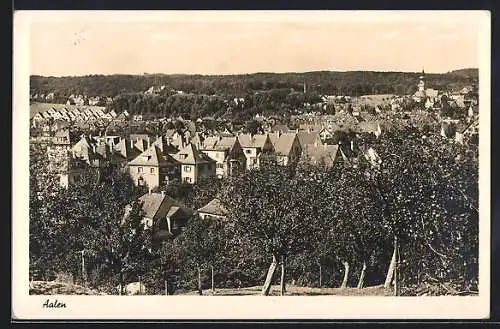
[165,280,168,296]
[81,250,86,285]
[394,237,400,296]
[211,265,215,294]
[197,266,202,295]
[319,264,322,288]
[280,255,286,296]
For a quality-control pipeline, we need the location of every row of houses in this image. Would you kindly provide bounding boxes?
[30,105,128,128]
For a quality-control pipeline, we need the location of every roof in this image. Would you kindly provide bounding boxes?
[267,132,280,146]
[300,144,340,168]
[174,143,216,165]
[165,129,177,138]
[297,131,321,147]
[138,192,192,221]
[270,124,290,133]
[197,198,228,217]
[414,90,426,98]
[238,134,269,149]
[128,145,179,167]
[356,121,381,133]
[151,135,180,155]
[202,136,237,151]
[134,139,148,152]
[274,133,298,156]
[426,89,439,98]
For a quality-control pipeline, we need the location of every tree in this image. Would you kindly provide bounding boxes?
[219,160,326,295]
[29,149,154,293]
[366,127,479,295]
[245,119,262,135]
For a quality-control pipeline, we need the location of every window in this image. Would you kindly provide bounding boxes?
[183,165,192,172]
[217,163,224,169]
[245,149,252,154]
[184,177,192,183]
[138,167,143,173]
[150,167,155,174]
[179,154,188,160]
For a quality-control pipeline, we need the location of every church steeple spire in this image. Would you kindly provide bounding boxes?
[418,68,425,92]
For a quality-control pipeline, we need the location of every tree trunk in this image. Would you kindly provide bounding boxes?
[319,264,322,288]
[211,265,215,294]
[280,255,286,296]
[341,261,349,289]
[384,237,398,289]
[261,255,278,296]
[357,261,367,289]
[197,266,202,295]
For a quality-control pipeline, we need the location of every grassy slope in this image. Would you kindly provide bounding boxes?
[178,284,392,296]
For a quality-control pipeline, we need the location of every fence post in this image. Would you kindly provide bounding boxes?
[319,264,322,288]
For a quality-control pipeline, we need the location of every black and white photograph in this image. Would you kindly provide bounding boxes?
[12,10,491,319]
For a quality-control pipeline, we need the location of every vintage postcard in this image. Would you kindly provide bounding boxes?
[12,10,491,320]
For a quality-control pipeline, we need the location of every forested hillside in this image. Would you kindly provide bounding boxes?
[30,69,478,100]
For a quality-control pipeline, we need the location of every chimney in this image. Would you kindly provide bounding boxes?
[161,190,165,197]
[147,136,151,149]
[92,144,96,153]
[148,187,152,194]
[130,139,134,148]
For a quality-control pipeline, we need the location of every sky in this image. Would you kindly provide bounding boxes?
[19,11,487,76]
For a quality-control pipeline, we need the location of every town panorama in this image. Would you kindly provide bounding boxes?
[29,69,479,297]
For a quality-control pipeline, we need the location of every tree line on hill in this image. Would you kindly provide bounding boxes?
[30,69,477,101]
[29,124,478,296]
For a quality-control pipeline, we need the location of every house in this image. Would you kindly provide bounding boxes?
[270,124,291,133]
[71,135,102,167]
[267,132,280,148]
[455,119,479,144]
[46,129,72,173]
[237,134,275,170]
[128,144,180,188]
[31,112,45,127]
[356,121,382,138]
[318,127,334,141]
[115,112,128,121]
[300,144,342,169]
[137,191,192,243]
[273,132,302,166]
[297,131,322,148]
[440,120,459,139]
[113,138,143,168]
[173,143,217,184]
[151,135,180,156]
[200,136,246,179]
[197,198,228,220]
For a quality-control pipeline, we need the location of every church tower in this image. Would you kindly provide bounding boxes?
[418,68,425,92]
